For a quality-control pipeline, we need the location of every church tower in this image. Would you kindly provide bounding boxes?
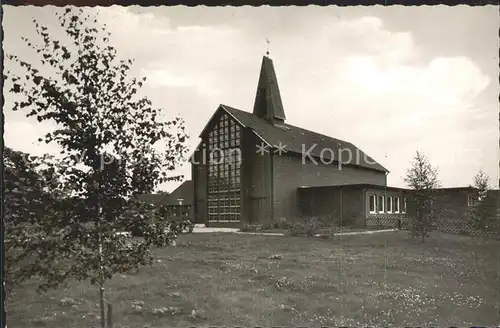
[252,56,286,125]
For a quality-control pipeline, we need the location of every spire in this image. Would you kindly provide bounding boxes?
[252,56,286,124]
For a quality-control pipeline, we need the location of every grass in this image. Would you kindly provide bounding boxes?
[239,224,372,235]
[7,231,500,327]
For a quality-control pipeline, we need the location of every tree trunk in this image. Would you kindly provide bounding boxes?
[97,208,106,328]
[107,303,113,328]
[3,279,7,328]
[99,285,105,328]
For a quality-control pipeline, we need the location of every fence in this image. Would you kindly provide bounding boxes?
[432,216,499,238]
[365,215,410,230]
[365,213,500,239]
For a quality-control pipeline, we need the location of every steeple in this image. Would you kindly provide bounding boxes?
[252,55,286,125]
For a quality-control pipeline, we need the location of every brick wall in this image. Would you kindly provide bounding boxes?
[428,189,499,237]
[429,189,473,222]
[241,128,273,225]
[192,151,208,224]
[273,152,386,220]
[403,188,474,234]
[297,186,365,227]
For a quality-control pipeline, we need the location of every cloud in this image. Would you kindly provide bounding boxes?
[275,16,495,187]
[141,69,196,88]
[4,121,60,157]
[3,7,497,191]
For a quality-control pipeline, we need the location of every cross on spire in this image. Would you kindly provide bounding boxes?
[266,38,271,57]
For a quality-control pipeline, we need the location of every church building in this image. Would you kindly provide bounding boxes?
[191,55,401,227]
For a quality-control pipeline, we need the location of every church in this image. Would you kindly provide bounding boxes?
[189,55,426,228]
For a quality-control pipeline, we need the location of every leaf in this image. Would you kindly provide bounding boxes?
[33,76,43,86]
[5,8,191,302]
[20,102,30,109]
[11,83,21,93]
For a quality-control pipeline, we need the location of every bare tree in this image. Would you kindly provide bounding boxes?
[404,151,441,241]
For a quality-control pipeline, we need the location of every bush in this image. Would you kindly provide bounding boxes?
[130,215,193,237]
[273,217,291,229]
[239,224,262,232]
[287,221,305,236]
[248,218,291,231]
[286,216,328,237]
[170,216,194,234]
[130,225,144,237]
[260,221,274,231]
[241,218,291,231]
[470,195,499,235]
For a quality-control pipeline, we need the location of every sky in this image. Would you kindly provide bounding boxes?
[3,5,499,191]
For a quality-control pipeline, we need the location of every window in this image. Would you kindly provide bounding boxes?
[377,195,385,213]
[402,198,407,214]
[394,197,400,213]
[207,113,242,222]
[467,195,477,207]
[369,195,376,214]
[386,196,393,213]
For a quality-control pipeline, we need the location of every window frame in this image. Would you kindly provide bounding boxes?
[377,195,385,213]
[386,196,393,213]
[394,196,400,214]
[369,194,377,214]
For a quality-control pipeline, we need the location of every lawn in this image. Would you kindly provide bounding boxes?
[7,231,500,327]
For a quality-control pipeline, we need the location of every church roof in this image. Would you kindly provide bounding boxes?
[221,104,389,173]
[194,55,388,173]
[133,181,193,207]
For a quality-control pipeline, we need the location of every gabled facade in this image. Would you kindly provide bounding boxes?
[191,55,388,227]
[163,180,194,218]
[134,181,194,219]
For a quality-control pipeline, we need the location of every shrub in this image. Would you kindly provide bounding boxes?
[241,218,291,231]
[239,224,262,232]
[287,216,328,237]
[287,221,305,236]
[260,221,274,231]
[273,217,291,229]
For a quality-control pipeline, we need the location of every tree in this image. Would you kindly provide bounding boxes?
[4,8,189,328]
[404,151,441,241]
[3,147,54,297]
[470,170,496,234]
[473,169,490,201]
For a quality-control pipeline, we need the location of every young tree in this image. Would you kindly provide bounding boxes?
[470,170,496,234]
[404,151,441,241]
[473,169,490,201]
[4,8,189,328]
